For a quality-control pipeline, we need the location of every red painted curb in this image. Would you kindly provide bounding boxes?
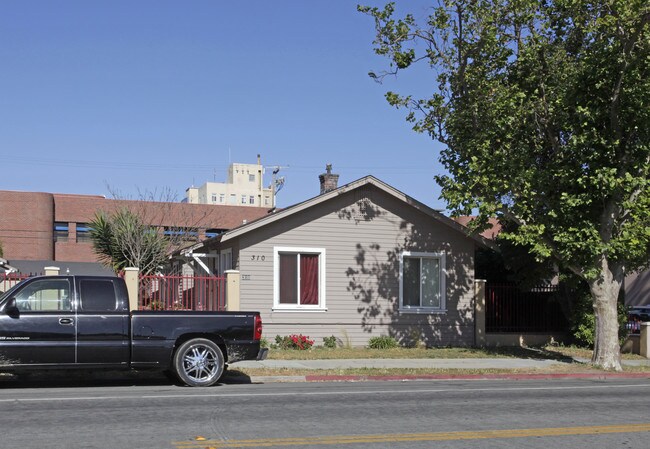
[304,372,650,382]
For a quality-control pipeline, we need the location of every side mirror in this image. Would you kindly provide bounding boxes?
[3,297,19,317]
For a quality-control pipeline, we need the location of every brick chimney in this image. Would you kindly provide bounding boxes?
[319,164,339,194]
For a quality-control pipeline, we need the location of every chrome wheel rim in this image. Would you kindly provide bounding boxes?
[182,344,220,383]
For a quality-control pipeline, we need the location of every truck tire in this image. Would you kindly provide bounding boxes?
[173,338,224,387]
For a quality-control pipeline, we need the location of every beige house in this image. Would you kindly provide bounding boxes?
[184,175,486,347]
[625,270,650,307]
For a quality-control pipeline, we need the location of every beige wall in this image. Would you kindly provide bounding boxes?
[184,161,274,207]
[233,186,476,347]
[624,270,650,307]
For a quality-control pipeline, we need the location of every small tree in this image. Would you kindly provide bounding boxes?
[90,208,170,275]
[90,186,210,275]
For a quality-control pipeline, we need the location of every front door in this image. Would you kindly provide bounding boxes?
[0,277,75,366]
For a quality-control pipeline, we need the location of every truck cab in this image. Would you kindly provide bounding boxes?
[0,276,130,368]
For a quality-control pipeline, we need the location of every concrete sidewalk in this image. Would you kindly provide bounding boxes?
[235,357,650,370]
[230,357,650,383]
[234,357,568,370]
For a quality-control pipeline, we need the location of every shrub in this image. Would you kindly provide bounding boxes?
[145,300,164,310]
[322,335,338,349]
[274,335,291,349]
[275,334,314,350]
[367,335,398,349]
[571,288,629,348]
[259,337,270,349]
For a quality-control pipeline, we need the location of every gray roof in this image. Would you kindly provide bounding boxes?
[7,260,115,276]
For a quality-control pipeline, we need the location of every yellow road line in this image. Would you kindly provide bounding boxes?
[174,422,650,448]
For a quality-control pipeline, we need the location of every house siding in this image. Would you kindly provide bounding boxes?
[235,186,476,347]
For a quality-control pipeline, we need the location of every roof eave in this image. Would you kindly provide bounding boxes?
[219,175,491,248]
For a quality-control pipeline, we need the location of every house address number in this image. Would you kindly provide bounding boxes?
[250,255,266,261]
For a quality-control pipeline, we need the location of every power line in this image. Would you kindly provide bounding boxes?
[3,157,435,173]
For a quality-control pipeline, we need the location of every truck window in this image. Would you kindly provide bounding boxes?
[79,280,118,312]
[14,279,72,312]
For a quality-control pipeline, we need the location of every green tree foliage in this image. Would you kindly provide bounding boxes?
[360,0,650,370]
[89,208,169,275]
[0,239,4,258]
[476,221,557,289]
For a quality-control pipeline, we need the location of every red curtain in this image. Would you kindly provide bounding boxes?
[279,254,297,304]
[299,254,319,305]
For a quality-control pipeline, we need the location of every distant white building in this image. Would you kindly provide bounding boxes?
[184,155,275,208]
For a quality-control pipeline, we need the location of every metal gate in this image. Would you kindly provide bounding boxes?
[486,283,568,333]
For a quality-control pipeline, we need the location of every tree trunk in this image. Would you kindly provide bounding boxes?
[587,257,623,371]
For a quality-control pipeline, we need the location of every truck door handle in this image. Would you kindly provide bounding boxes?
[59,318,74,326]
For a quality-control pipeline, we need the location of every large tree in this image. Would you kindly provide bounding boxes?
[360,0,650,370]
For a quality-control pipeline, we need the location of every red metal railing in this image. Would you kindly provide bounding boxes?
[486,283,568,333]
[138,274,226,311]
[1,272,31,294]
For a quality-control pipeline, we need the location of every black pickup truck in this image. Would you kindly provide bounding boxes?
[0,275,267,386]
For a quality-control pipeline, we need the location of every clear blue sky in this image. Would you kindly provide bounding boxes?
[0,1,447,210]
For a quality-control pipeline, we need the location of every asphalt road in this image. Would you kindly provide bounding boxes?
[1,375,649,449]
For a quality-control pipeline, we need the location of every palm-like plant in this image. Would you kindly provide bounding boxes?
[89,208,169,275]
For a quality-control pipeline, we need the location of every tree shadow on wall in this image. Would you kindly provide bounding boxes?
[341,197,474,347]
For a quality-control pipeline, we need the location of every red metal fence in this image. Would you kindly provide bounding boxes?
[1,272,31,294]
[138,274,226,311]
[486,283,568,333]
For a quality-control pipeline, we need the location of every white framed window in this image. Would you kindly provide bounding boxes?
[399,251,446,313]
[249,195,255,205]
[211,194,217,204]
[241,195,247,204]
[249,174,255,182]
[273,247,326,311]
[219,194,225,203]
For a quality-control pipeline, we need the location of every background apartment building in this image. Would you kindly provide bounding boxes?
[184,155,275,208]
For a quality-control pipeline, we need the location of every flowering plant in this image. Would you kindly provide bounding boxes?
[275,334,314,350]
[290,334,314,350]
